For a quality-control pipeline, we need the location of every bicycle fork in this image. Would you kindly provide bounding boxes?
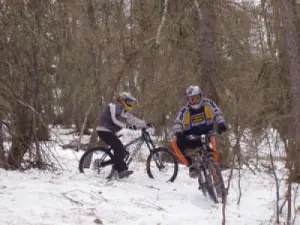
[197,164,207,190]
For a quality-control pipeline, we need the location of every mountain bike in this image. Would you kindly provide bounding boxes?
[79,127,179,182]
[175,132,227,204]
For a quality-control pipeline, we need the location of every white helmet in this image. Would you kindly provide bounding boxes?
[117,92,137,111]
[185,85,203,109]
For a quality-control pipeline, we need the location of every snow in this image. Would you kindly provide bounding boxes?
[0,128,299,225]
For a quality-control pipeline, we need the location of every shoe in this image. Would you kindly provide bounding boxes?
[189,166,198,179]
[118,170,134,179]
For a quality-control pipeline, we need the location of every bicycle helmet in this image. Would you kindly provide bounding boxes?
[117,92,137,111]
[185,85,203,109]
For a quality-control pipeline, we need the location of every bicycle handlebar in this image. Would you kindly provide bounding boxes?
[142,124,155,132]
[186,130,219,141]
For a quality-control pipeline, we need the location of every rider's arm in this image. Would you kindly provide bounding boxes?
[110,102,147,129]
[125,112,147,129]
[172,107,187,136]
[108,103,127,128]
[204,98,225,123]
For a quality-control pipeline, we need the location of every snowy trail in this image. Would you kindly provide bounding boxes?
[0,158,280,225]
[0,128,297,225]
[0,166,216,225]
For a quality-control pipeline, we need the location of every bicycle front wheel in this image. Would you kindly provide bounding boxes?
[78,147,115,179]
[206,158,226,204]
[146,147,179,182]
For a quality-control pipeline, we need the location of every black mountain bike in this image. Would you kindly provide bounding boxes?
[185,133,227,204]
[79,127,179,182]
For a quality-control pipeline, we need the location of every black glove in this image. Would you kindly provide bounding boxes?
[127,124,137,130]
[146,123,154,128]
[217,121,228,134]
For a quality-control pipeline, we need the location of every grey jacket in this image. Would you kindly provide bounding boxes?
[96,102,147,133]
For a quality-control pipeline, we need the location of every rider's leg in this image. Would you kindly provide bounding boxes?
[175,136,202,178]
[173,135,200,165]
[97,131,132,178]
[171,137,190,166]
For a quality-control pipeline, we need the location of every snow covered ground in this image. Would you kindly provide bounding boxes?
[0,128,299,225]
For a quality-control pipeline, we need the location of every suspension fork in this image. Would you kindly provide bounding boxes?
[145,134,165,169]
[198,163,208,188]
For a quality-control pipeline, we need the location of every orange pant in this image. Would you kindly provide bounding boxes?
[171,136,219,166]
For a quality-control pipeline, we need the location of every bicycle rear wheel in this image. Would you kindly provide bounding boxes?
[78,147,115,179]
[146,147,179,182]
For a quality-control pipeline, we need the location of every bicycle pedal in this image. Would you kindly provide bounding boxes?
[189,166,198,179]
[189,171,198,179]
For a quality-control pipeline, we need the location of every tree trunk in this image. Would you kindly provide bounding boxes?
[195,0,231,167]
[278,0,300,182]
[196,0,218,101]
[0,119,6,168]
[7,105,32,169]
[61,100,73,128]
[73,101,91,135]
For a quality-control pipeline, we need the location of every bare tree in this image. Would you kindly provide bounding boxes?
[276,0,300,183]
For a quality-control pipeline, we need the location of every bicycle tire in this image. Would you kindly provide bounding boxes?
[78,146,114,178]
[209,159,226,204]
[198,165,208,197]
[146,147,179,182]
[206,158,226,204]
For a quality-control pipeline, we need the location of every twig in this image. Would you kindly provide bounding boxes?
[280,198,287,214]
[292,185,299,225]
[222,157,235,225]
[240,157,256,175]
[266,131,281,224]
[237,157,242,205]
[194,0,201,18]
[155,0,169,45]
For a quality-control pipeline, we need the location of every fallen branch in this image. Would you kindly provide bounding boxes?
[62,192,84,206]
[61,142,89,151]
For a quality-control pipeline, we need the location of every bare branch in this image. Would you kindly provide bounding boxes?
[156,0,169,45]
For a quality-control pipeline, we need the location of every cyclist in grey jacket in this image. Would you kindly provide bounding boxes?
[96,92,151,179]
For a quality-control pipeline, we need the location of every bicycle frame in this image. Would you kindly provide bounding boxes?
[82,128,156,170]
[184,132,215,159]
[123,128,156,166]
